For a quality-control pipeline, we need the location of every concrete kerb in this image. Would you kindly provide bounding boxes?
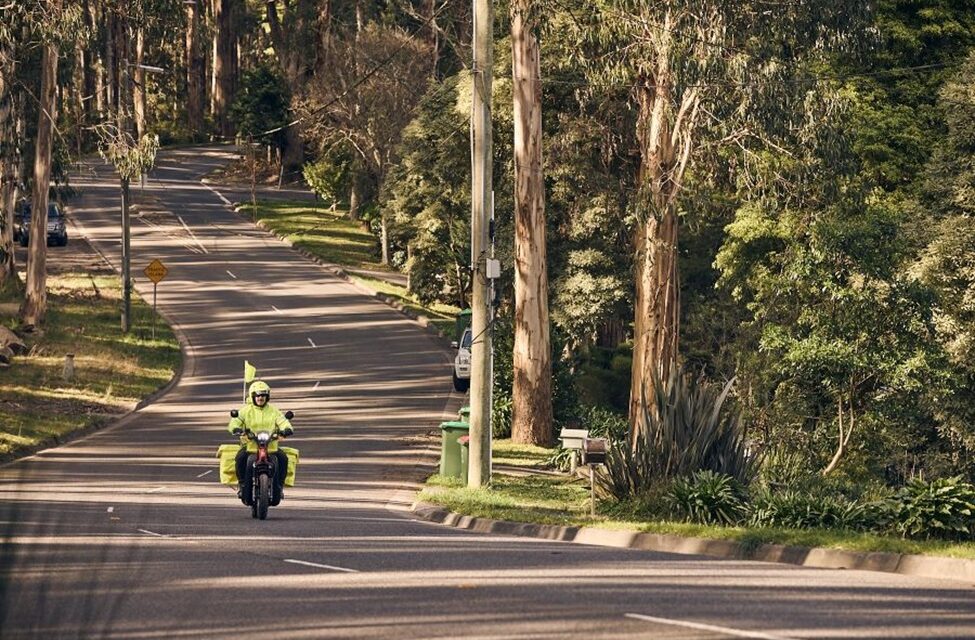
[410,500,975,585]
[231,203,453,349]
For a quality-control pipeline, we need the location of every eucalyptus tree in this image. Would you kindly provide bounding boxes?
[510,0,552,445]
[572,0,869,438]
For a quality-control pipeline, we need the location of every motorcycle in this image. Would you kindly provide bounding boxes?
[229,409,294,520]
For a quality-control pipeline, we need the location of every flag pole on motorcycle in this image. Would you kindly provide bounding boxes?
[244,360,256,403]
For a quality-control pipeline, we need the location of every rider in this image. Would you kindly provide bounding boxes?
[228,380,293,504]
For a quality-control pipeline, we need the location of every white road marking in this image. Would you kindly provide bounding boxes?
[624,614,795,640]
[196,470,213,478]
[272,305,281,313]
[312,381,321,391]
[107,507,114,513]
[145,486,166,494]
[203,182,233,207]
[177,215,210,254]
[307,337,317,348]
[137,529,167,538]
[226,270,237,279]
[283,559,358,573]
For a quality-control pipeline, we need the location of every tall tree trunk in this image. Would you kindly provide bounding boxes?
[510,0,552,446]
[211,0,237,137]
[348,180,360,221]
[380,213,390,266]
[104,11,115,114]
[185,0,205,137]
[21,43,59,326]
[0,36,16,285]
[133,27,146,139]
[627,21,699,440]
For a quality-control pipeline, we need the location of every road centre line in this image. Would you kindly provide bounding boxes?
[307,337,317,348]
[312,381,321,391]
[624,614,795,640]
[272,305,281,313]
[107,507,114,513]
[196,470,213,478]
[283,559,358,573]
[138,529,167,538]
[226,269,237,279]
[145,486,166,494]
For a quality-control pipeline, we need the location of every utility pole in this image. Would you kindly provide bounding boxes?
[468,0,494,488]
[121,175,131,332]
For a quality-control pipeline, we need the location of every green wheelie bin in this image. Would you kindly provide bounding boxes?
[439,420,470,478]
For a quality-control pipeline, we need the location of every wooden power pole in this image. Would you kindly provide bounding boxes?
[468,0,494,488]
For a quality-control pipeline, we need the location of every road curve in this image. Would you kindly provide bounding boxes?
[1,145,973,639]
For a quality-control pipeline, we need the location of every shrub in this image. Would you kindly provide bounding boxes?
[748,491,876,531]
[597,368,754,499]
[883,476,975,540]
[665,470,745,525]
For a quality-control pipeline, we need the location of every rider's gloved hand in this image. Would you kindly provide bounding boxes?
[232,427,244,436]
[281,427,294,438]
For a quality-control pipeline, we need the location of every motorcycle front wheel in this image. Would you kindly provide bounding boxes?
[257,473,270,520]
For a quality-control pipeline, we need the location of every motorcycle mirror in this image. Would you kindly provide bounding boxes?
[284,411,294,420]
[230,409,239,418]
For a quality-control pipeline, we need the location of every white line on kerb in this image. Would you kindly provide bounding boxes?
[624,614,794,640]
[226,270,237,279]
[197,470,213,478]
[307,337,317,348]
[283,559,358,573]
[138,529,167,538]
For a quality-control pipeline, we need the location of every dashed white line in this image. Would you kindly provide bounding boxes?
[197,470,213,478]
[107,507,114,513]
[145,486,166,494]
[283,559,358,573]
[624,614,794,640]
[226,270,237,279]
[204,183,233,207]
[272,305,281,313]
[307,338,317,348]
[312,381,321,391]
[138,529,167,538]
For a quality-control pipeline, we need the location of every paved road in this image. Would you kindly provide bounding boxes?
[1,146,973,639]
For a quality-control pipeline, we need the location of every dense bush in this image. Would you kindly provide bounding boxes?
[665,470,746,525]
[748,491,877,531]
[883,476,975,540]
[597,368,754,499]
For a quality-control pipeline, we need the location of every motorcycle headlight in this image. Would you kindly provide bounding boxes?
[256,431,271,444]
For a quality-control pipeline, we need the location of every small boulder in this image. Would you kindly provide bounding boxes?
[0,326,26,355]
[0,346,12,364]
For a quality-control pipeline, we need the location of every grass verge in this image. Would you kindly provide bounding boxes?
[420,440,975,560]
[0,273,180,458]
[238,200,460,335]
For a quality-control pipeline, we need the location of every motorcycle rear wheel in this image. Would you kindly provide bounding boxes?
[257,473,270,520]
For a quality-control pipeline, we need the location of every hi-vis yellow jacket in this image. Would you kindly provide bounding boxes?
[228,404,293,453]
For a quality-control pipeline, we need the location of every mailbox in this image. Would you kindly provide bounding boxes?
[559,428,589,452]
[582,437,608,465]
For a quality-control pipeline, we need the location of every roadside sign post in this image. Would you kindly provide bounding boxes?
[143,259,168,339]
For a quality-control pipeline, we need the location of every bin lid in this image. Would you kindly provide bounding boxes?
[440,420,470,431]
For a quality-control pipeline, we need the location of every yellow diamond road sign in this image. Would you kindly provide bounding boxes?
[144,259,168,284]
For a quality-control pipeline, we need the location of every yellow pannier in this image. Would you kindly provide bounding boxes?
[217,444,240,485]
[280,446,299,487]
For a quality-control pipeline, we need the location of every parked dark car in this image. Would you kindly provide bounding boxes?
[15,201,68,247]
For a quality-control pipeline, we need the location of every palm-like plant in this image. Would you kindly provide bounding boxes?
[597,368,756,500]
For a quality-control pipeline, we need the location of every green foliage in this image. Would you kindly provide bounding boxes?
[884,476,975,540]
[99,132,159,182]
[230,65,290,147]
[597,369,754,500]
[665,471,746,526]
[303,148,352,205]
[748,491,877,532]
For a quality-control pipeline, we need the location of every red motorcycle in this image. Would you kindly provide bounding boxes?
[229,409,294,520]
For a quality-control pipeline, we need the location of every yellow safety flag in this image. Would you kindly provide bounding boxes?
[244,360,257,383]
